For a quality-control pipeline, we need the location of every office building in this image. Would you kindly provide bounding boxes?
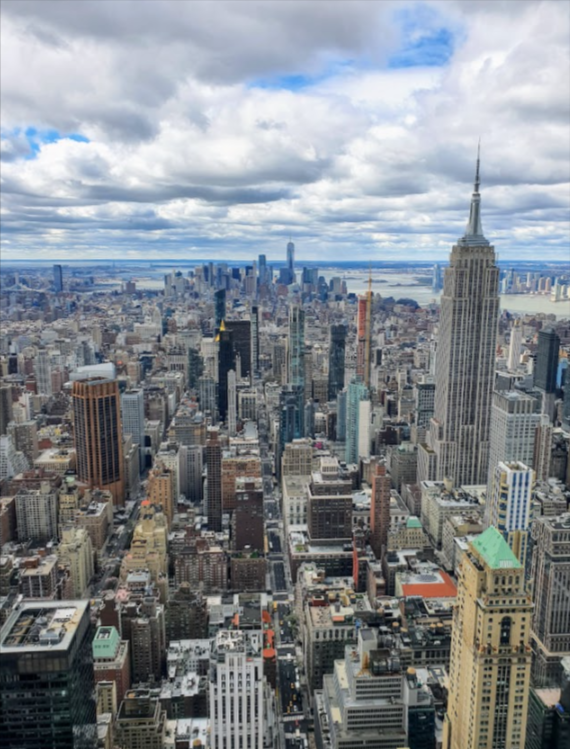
[225,319,252,378]
[278,385,304,463]
[525,665,570,749]
[0,382,13,436]
[530,513,570,687]
[432,262,442,292]
[214,288,226,331]
[486,460,535,569]
[72,377,125,505]
[307,457,352,541]
[286,240,295,283]
[35,349,52,396]
[206,427,223,532]
[345,378,370,464]
[315,627,435,749]
[507,318,522,371]
[535,328,560,394]
[92,625,131,703]
[251,305,260,377]
[121,388,145,471]
[425,150,499,486]
[487,390,540,495]
[179,444,203,502]
[217,323,235,420]
[443,527,532,749]
[114,689,167,749]
[328,323,346,400]
[370,463,391,560]
[0,601,96,749]
[227,369,237,435]
[209,630,266,749]
[53,263,63,292]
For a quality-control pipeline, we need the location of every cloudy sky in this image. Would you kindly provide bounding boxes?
[1,0,569,263]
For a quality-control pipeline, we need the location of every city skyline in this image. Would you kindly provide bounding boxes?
[1,0,569,262]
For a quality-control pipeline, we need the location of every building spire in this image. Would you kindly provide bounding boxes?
[461,140,488,245]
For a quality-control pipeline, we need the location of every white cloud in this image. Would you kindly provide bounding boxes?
[0,0,568,261]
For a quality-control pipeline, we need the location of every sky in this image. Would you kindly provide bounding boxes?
[1,0,569,263]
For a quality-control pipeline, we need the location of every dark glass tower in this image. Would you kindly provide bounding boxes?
[53,264,63,293]
[217,325,235,420]
[534,327,560,394]
[225,320,251,377]
[214,289,226,331]
[188,346,204,389]
[0,600,96,749]
[328,323,346,400]
[206,427,222,532]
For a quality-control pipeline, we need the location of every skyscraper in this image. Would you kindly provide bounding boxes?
[72,377,125,505]
[486,460,535,569]
[217,323,235,420]
[486,390,540,495]
[370,463,391,560]
[432,262,442,292]
[250,305,260,379]
[426,148,499,485]
[214,288,226,331]
[206,427,222,532]
[444,527,532,749]
[530,513,570,687]
[356,277,372,387]
[121,388,145,472]
[328,323,346,400]
[258,254,267,286]
[345,378,369,464]
[53,263,63,293]
[0,382,13,436]
[288,305,305,388]
[535,327,560,394]
[0,600,96,749]
[225,319,251,377]
[287,240,295,281]
[507,318,523,371]
[227,369,237,435]
[35,349,52,396]
[209,630,266,749]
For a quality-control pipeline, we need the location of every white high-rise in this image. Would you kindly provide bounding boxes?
[426,148,499,485]
[486,390,540,497]
[487,460,535,569]
[209,630,266,749]
[35,349,52,396]
[227,369,237,436]
[507,319,523,371]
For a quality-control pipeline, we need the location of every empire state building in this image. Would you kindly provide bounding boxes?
[421,149,500,486]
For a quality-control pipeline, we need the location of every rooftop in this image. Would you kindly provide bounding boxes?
[92,625,121,660]
[1,600,89,653]
[471,526,522,570]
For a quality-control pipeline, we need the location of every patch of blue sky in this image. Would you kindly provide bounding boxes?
[388,4,460,69]
[1,126,89,158]
[249,58,356,91]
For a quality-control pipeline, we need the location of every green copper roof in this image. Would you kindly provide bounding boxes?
[471,527,521,570]
[406,516,422,529]
[92,626,120,659]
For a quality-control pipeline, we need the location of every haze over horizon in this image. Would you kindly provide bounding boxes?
[1,0,569,263]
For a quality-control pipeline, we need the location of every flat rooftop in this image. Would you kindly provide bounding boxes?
[1,600,89,653]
